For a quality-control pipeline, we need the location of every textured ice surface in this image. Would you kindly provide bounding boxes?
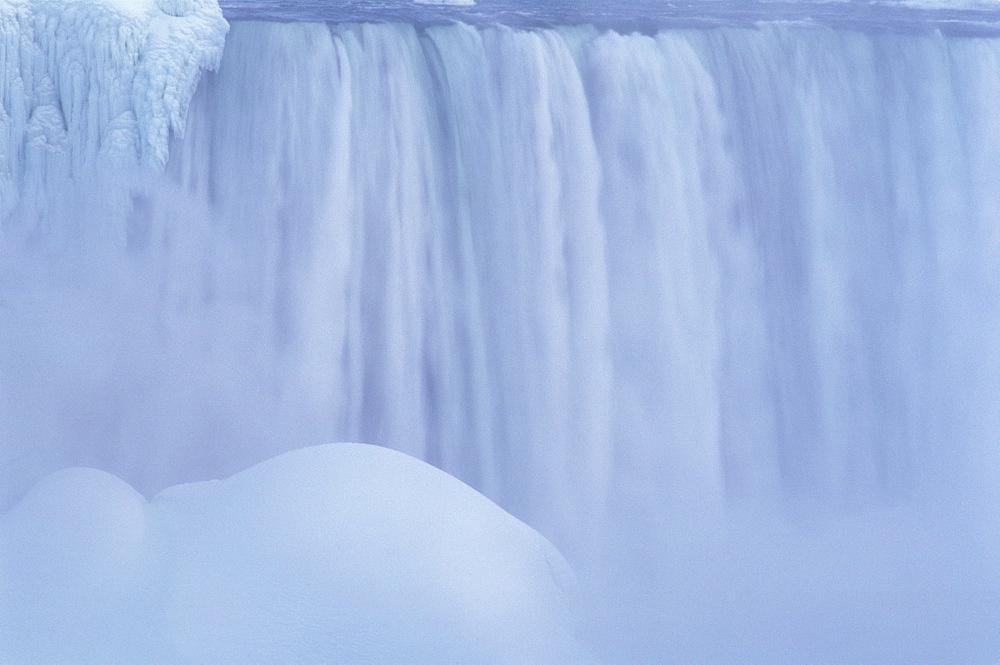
[0,443,589,663]
[0,0,226,214]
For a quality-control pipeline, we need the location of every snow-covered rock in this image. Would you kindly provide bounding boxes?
[0,443,591,663]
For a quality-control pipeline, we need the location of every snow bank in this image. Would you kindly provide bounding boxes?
[0,443,590,663]
[0,0,227,214]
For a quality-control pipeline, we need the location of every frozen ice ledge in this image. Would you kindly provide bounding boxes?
[0,0,227,213]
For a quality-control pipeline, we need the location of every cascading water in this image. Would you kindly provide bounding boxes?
[3,1,1000,661]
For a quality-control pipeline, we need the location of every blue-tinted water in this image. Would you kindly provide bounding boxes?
[220,0,1000,34]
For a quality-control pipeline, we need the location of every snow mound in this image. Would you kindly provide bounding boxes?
[0,443,591,663]
[0,0,227,213]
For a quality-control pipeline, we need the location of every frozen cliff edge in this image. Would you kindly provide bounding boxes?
[0,0,227,213]
[0,443,591,663]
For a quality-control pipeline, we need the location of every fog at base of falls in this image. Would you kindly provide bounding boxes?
[4,18,1000,662]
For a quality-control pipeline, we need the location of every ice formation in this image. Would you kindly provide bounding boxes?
[0,0,226,214]
[0,443,589,663]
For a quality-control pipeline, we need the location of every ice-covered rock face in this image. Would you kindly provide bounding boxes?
[0,443,590,664]
[0,0,227,215]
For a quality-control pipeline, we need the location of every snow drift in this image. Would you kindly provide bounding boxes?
[0,443,589,663]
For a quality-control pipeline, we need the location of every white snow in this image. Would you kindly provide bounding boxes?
[0,0,227,215]
[0,443,591,663]
[413,0,476,6]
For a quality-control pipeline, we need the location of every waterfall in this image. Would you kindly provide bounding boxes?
[4,9,1000,660]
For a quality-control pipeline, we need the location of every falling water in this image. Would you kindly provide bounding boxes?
[4,7,1000,661]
